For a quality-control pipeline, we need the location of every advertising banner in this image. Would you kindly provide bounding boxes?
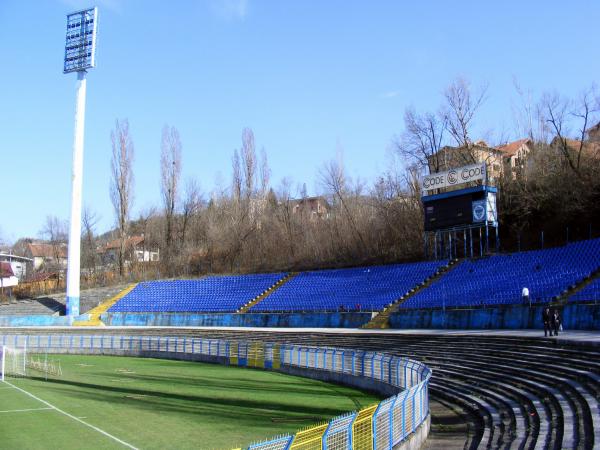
[422,163,486,192]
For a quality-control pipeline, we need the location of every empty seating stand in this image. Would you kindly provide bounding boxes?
[570,277,600,302]
[250,261,448,313]
[108,238,600,315]
[108,273,287,313]
[401,238,600,310]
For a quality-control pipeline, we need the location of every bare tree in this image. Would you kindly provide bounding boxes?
[511,79,550,142]
[81,206,99,279]
[241,128,256,199]
[110,119,135,277]
[181,178,202,246]
[319,156,367,253]
[134,206,157,280]
[160,125,182,263]
[443,77,488,148]
[395,107,447,173]
[275,178,297,258]
[40,215,68,278]
[542,88,599,176]
[259,147,270,197]
[231,149,242,201]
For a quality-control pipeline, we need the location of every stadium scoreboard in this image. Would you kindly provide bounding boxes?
[422,185,497,231]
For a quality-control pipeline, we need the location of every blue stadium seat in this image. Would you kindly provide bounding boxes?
[570,277,600,302]
[107,239,600,314]
[400,238,600,309]
[249,261,448,313]
[108,273,287,313]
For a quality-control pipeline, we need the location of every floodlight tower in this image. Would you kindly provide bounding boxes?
[63,7,98,319]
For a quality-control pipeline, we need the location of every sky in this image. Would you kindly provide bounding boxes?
[0,0,598,243]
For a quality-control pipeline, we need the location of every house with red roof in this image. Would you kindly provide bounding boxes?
[497,138,535,179]
[24,242,68,272]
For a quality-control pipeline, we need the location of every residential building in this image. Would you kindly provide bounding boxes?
[497,138,535,179]
[427,139,539,183]
[291,196,330,219]
[24,242,68,272]
[588,121,600,142]
[427,141,504,184]
[0,253,32,280]
[99,235,159,266]
[0,262,18,297]
[550,136,600,162]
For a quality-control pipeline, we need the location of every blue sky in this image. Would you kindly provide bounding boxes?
[0,0,598,243]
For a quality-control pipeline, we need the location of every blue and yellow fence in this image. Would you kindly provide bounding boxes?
[0,334,431,450]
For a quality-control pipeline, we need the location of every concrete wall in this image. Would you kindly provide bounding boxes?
[0,315,71,327]
[389,302,600,330]
[280,364,400,398]
[101,311,372,328]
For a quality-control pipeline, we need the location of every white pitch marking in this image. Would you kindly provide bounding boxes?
[2,381,138,449]
[0,407,52,413]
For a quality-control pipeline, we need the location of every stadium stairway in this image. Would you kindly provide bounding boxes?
[236,273,298,313]
[564,269,600,302]
[73,283,137,326]
[362,260,460,329]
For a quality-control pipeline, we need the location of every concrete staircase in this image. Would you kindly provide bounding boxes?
[362,260,461,329]
[73,283,137,326]
[237,273,298,313]
[561,269,600,302]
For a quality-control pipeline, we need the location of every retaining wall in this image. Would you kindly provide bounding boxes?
[101,311,373,328]
[0,315,71,327]
[389,301,600,330]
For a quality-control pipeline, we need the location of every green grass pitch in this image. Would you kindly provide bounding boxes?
[0,355,380,449]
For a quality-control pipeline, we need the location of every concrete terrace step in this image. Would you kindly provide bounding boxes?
[374,346,590,449]
[0,298,63,315]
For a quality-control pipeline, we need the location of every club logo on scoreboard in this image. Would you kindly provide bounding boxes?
[447,170,458,184]
[472,200,486,222]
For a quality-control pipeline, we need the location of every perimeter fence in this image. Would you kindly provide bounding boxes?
[0,333,431,450]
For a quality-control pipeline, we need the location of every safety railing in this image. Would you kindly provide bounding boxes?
[0,333,431,450]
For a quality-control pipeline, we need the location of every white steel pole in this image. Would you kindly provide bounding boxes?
[1,345,5,381]
[66,70,88,319]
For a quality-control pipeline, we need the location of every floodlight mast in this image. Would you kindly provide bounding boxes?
[64,7,98,319]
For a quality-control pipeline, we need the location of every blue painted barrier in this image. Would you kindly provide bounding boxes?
[100,312,372,328]
[389,302,600,330]
[0,315,72,327]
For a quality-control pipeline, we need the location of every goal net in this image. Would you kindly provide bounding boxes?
[0,345,27,381]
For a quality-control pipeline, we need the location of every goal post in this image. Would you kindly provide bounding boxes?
[0,345,28,381]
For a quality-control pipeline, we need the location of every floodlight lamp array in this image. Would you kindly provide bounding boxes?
[63,7,98,74]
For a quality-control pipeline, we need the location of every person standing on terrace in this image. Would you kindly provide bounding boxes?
[522,287,530,306]
[542,307,552,337]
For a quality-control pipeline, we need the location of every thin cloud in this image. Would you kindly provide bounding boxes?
[209,0,248,21]
[381,90,401,99]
